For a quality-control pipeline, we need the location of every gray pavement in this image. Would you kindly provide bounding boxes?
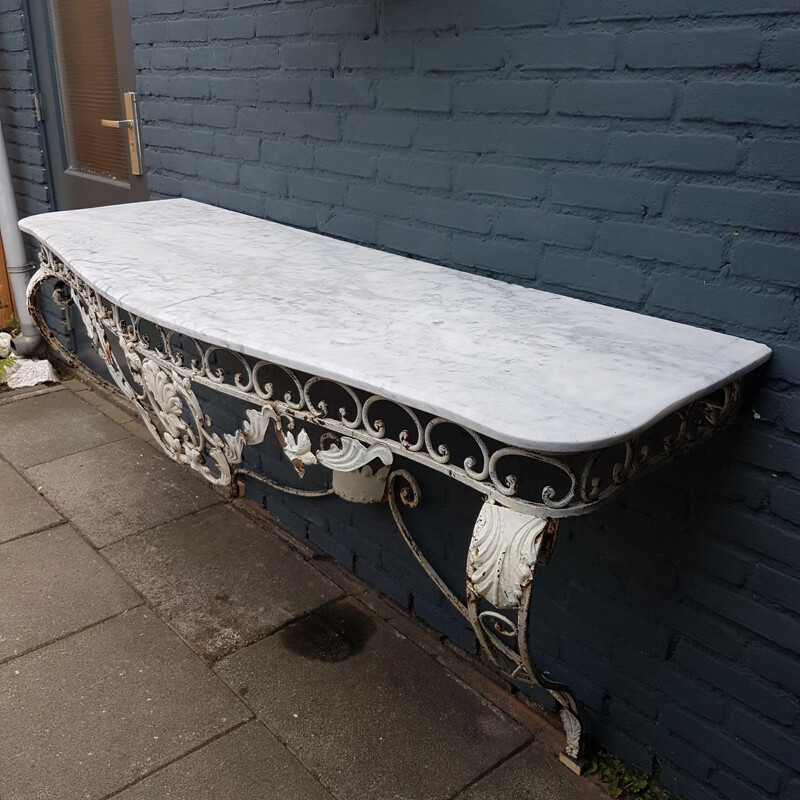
[0,375,609,800]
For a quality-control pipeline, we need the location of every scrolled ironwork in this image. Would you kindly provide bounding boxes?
[424,417,491,481]
[27,244,742,517]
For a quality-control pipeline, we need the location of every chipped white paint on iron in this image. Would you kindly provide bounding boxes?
[560,708,583,762]
[467,502,549,609]
[332,464,391,504]
[222,407,277,464]
[19,198,771,452]
[282,429,316,466]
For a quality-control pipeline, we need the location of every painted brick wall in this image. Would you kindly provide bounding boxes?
[127,3,800,799]
[0,0,48,218]
[6,1,799,798]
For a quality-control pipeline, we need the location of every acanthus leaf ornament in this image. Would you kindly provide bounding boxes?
[317,436,393,472]
[560,708,583,763]
[221,406,278,463]
[141,359,189,440]
[467,502,550,609]
[280,428,317,477]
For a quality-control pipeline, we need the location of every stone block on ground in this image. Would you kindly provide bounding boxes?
[0,389,128,468]
[112,721,335,800]
[454,742,608,800]
[0,524,141,662]
[104,504,343,660]
[26,437,222,547]
[215,598,530,800]
[0,607,250,800]
[0,457,62,543]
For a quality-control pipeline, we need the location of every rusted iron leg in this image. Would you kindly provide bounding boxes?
[466,501,585,772]
[388,479,586,770]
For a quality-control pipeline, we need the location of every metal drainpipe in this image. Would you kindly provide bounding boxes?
[0,115,42,356]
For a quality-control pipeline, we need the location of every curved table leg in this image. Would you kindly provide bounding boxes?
[467,501,585,770]
[388,473,586,770]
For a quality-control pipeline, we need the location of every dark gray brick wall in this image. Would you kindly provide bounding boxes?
[128,3,800,799]
[0,0,49,218]
[4,1,799,799]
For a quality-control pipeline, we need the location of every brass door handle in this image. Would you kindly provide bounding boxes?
[101,118,133,129]
[99,92,144,175]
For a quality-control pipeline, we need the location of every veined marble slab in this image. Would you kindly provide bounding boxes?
[20,199,770,452]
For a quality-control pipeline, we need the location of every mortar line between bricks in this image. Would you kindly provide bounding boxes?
[9,7,800,799]
[99,716,255,800]
[0,602,145,668]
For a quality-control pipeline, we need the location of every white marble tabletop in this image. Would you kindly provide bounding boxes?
[20,199,770,452]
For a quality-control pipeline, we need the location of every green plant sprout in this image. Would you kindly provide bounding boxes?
[0,288,19,334]
[0,355,16,382]
[588,751,678,800]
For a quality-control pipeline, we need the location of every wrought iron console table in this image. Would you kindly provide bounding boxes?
[21,199,771,771]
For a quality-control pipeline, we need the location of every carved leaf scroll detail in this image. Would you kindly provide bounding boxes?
[317,436,393,472]
[221,407,277,463]
[560,708,582,761]
[467,502,549,609]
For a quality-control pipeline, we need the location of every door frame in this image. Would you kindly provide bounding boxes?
[23,0,147,211]
[0,237,17,329]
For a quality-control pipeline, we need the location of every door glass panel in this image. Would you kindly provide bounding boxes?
[48,0,129,182]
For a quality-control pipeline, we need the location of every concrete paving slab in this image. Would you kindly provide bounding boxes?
[0,383,65,407]
[0,457,62,543]
[454,742,608,800]
[98,401,137,425]
[113,721,335,800]
[27,437,222,547]
[80,388,115,407]
[0,389,128,468]
[215,598,530,800]
[62,378,89,393]
[122,416,161,448]
[0,524,141,662]
[104,505,343,660]
[0,607,250,800]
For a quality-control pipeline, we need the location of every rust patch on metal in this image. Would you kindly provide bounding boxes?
[536,519,560,566]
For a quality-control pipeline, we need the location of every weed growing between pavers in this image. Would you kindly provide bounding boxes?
[588,752,679,800]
